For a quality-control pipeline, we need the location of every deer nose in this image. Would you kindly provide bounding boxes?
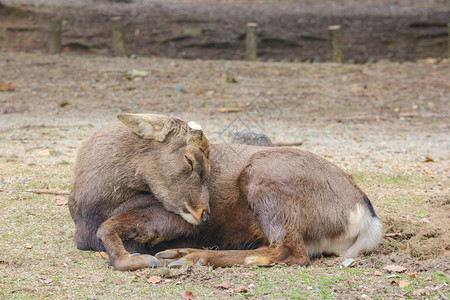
[201,210,209,223]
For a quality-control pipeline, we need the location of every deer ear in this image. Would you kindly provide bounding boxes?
[117,114,175,142]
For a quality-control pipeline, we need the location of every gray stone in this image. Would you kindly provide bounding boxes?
[232,130,273,147]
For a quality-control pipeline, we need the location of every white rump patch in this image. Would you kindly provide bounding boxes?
[188,121,202,131]
[305,204,383,258]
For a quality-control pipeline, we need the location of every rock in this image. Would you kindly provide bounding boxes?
[129,70,149,78]
[342,258,356,268]
[232,130,273,146]
[175,85,186,93]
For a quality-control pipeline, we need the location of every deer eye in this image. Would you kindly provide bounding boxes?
[185,155,194,170]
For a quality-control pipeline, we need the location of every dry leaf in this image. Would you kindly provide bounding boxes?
[181,291,194,299]
[413,289,429,296]
[218,282,231,289]
[349,86,365,93]
[147,276,162,284]
[35,149,51,156]
[53,196,68,206]
[219,107,242,113]
[407,272,418,278]
[233,286,247,293]
[383,265,407,273]
[112,279,123,285]
[398,280,410,288]
[24,243,33,249]
[373,270,383,276]
[39,278,53,284]
[422,156,434,162]
[91,275,103,282]
[95,251,109,259]
[0,83,17,91]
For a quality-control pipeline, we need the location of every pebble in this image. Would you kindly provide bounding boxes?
[342,258,356,268]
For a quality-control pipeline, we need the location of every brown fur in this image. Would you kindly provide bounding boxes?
[69,114,383,271]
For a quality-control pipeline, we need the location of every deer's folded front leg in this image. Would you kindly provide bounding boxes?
[97,206,196,271]
[155,244,311,268]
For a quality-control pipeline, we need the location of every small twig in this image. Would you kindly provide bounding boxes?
[385,233,402,237]
[0,188,70,195]
[273,141,304,147]
[25,189,70,195]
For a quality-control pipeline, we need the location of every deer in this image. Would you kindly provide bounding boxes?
[68,114,383,271]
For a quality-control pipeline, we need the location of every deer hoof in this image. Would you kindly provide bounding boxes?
[168,259,189,269]
[196,258,206,266]
[145,255,163,268]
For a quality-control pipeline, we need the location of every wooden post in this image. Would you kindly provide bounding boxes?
[49,19,62,54]
[448,23,450,58]
[245,22,258,61]
[328,25,343,63]
[111,17,128,57]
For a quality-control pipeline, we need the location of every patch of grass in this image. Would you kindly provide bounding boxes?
[352,172,425,185]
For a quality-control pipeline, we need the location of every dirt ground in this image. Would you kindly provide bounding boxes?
[0,1,449,299]
[0,0,449,62]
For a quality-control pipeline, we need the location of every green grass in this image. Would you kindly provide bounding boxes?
[351,172,429,185]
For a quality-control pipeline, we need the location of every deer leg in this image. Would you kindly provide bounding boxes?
[155,244,310,268]
[97,206,195,271]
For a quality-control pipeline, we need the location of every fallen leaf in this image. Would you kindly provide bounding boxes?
[413,289,429,296]
[58,101,70,108]
[95,251,109,259]
[91,275,103,282]
[0,83,16,91]
[112,279,123,285]
[233,286,247,293]
[349,85,365,93]
[181,291,194,299]
[383,265,407,273]
[53,196,68,206]
[219,106,242,113]
[373,270,383,276]
[35,149,51,156]
[225,77,238,83]
[353,137,362,143]
[24,243,33,249]
[147,276,162,284]
[218,282,231,289]
[39,278,53,284]
[398,280,410,288]
[407,272,418,278]
[421,155,434,162]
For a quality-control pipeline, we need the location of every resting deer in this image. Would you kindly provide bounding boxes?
[68,114,383,271]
